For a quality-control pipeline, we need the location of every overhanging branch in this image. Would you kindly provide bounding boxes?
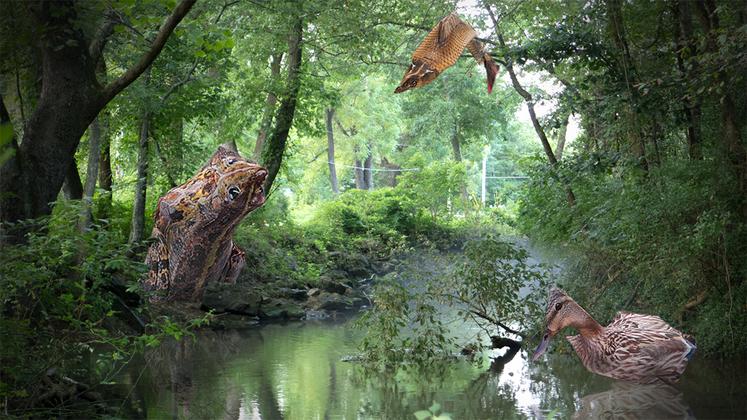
[468,309,526,339]
[102,0,196,104]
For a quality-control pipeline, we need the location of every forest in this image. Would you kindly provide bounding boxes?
[1,0,745,418]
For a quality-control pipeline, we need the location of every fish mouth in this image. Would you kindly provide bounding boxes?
[251,169,267,206]
[250,185,265,206]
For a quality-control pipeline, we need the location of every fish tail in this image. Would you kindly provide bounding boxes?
[484,56,499,94]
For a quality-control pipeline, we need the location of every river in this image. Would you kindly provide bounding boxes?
[114,244,746,419]
[114,315,746,419]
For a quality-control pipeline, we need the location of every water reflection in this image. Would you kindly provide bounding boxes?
[120,319,746,419]
[574,382,693,420]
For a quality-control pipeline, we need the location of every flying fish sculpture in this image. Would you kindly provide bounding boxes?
[394,12,499,94]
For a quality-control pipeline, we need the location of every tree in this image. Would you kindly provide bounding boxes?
[261,11,304,194]
[0,0,195,242]
[325,108,340,194]
[484,5,576,206]
[254,52,284,161]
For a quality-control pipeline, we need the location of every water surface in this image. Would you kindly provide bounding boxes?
[120,318,746,419]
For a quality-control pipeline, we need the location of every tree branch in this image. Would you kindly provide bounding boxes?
[102,0,196,104]
[485,3,576,206]
[468,309,526,338]
[334,118,353,137]
[89,11,117,66]
[307,148,327,164]
[160,59,199,104]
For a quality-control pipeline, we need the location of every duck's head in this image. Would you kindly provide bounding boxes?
[532,287,587,361]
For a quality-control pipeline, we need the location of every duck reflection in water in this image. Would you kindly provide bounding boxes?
[573,382,694,420]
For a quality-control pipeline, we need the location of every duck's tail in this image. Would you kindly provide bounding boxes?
[683,334,697,361]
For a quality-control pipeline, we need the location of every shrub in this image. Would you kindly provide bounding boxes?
[0,201,204,412]
[518,156,747,356]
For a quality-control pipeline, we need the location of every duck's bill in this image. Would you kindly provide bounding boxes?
[531,332,551,362]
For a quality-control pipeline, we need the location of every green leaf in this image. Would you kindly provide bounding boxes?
[413,410,431,420]
[429,402,441,413]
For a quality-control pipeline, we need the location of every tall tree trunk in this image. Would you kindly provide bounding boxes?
[129,108,150,245]
[62,160,84,200]
[0,0,194,238]
[673,0,703,160]
[325,107,339,194]
[261,13,303,194]
[152,117,182,189]
[354,147,365,189]
[695,0,747,215]
[0,97,27,241]
[607,0,649,172]
[253,53,283,161]
[450,127,463,162]
[363,150,373,191]
[488,17,576,206]
[97,116,113,220]
[78,116,102,230]
[450,124,469,208]
[555,111,570,161]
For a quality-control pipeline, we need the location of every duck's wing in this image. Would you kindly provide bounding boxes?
[612,311,679,333]
[604,313,694,383]
[412,13,477,73]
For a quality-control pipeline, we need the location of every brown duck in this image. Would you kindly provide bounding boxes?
[394,12,499,94]
[532,288,697,384]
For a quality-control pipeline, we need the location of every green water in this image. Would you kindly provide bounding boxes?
[119,317,746,419]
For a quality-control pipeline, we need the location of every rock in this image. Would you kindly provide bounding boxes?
[319,276,351,294]
[201,283,260,316]
[340,354,365,362]
[342,253,371,278]
[212,314,260,329]
[307,288,321,297]
[306,291,357,311]
[304,309,330,320]
[278,287,308,301]
[327,252,371,278]
[259,299,305,320]
[324,269,348,281]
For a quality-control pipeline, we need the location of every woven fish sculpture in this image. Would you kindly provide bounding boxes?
[394,12,499,94]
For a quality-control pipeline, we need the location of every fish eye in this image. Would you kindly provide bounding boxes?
[228,186,241,200]
[555,302,563,311]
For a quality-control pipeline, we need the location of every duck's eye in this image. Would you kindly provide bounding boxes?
[555,302,563,311]
[227,158,237,165]
[228,186,241,200]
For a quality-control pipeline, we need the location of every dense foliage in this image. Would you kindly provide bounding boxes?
[1,0,746,415]
[358,236,549,371]
[0,202,209,413]
[507,0,747,357]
